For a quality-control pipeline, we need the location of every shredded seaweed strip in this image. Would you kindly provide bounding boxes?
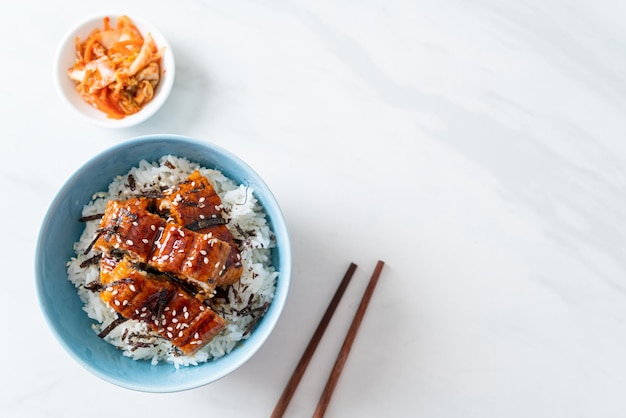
[227,182,250,207]
[84,224,120,255]
[133,190,165,199]
[80,254,101,268]
[84,229,104,255]
[79,213,103,222]
[98,315,129,338]
[242,303,270,337]
[84,280,103,292]
[185,217,227,231]
[127,174,136,191]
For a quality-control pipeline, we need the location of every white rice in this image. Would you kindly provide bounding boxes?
[66,155,278,367]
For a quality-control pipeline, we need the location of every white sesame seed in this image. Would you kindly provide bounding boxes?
[150,224,156,231]
[199,214,205,219]
[126,239,134,245]
[142,238,149,244]
[172,318,178,323]
[199,197,205,203]
[129,284,136,292]
[194,332,199,339]
[114,299,120,306]
[200,250,207,256]
[184,312,189,319]
[132,221,139,226]
[179,229,185,237]
[215,262,220,268]
[112,290,118,296]
[204,257,209,264]
[167,332,173,338]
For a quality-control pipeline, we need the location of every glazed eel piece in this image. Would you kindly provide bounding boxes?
[93,197,233,295]
[157,170,243,285]
[99,256,226,354]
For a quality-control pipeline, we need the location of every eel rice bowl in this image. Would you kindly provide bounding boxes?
[66,155,278,367]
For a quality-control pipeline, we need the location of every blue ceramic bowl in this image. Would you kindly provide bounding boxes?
[35,135,291,392]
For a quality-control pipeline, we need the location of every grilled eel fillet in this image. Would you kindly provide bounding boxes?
[99,256,226,355]
[157,170,243,285]
[93,198,233,295]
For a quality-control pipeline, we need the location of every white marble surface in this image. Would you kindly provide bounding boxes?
[2,0,626,416]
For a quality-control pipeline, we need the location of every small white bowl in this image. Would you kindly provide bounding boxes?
[54,13,175,128]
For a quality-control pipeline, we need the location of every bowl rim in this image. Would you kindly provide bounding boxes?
[53,12,176,128]
[35,135,292,392]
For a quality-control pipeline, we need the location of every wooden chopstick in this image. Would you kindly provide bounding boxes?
[270,263,358,418]
[313,260,385,418]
